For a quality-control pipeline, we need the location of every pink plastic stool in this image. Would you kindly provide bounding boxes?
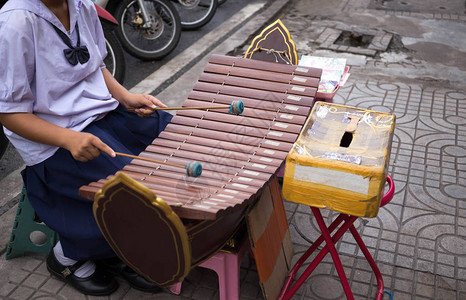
[170,236,249,300]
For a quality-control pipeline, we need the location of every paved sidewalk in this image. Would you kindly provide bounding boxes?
[1,0,466,299]
[275,0,466,299]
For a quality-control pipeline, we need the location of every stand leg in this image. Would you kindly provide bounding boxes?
[279,214,347,299]
[279,211,357,300]
[312,207,354,300]
[279,175,394,300]
[349,225,385,300]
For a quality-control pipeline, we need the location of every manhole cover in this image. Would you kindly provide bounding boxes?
[334,31,374,48]
[315,28,393,56]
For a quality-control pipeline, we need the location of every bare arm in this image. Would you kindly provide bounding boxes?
[0,69,164,162]
[0,113,115,162]
[101,68,167,117]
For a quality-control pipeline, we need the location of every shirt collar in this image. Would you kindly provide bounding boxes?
[4,0,80,34]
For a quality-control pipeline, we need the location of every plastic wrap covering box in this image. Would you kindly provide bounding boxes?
[282,102,395,218]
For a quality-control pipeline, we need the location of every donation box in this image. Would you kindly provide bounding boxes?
[282,102,395,218]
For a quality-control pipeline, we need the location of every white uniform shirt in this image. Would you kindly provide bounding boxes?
[0,0,119,166]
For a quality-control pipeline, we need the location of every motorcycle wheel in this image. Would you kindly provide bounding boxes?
[0,126,8,161]
[115,0,181,60]
[103,25,126,84]
[172,0,217,30]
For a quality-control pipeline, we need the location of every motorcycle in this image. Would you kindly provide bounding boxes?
[0,126,7,161]
[95,0,181,60]
[95,3,126,83]
[171,0,218,30]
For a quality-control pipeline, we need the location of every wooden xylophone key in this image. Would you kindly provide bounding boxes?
[207,54,322,78]
[168,112,300,159]
[144,144,278,175]
[128,146,272,184]
[112,151,202,177]
[158,131,289,161]
[183,97,310,125]
[191,84,316,110]
[164,123,293,153]
[131,110,290,191]
[119,170,255,201]
[80,175,223,219]
[79,54,323,220]
[176,109,303,136]
[169,115,298,144]
[167,111,302,167]
[122,162,266,189]
[202,62,320,88]
[146,140,283,168]
[143,115,291,178]
[86,170,255,220]
[198,73,316,98]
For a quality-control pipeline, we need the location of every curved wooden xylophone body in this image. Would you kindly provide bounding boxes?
[79,54,322,286]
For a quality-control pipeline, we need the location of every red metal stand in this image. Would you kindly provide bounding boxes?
[279,175,395,300]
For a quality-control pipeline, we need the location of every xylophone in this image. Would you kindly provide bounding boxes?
[79,54,322,286]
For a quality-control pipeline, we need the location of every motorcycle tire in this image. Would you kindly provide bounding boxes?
[115,0,181,60]
[102,24,126,84]
[0,126,8,161]
[172,0,217,30]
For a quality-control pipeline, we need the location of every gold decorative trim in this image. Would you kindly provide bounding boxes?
[244,19,298,65]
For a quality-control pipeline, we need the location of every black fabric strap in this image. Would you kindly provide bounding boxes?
[51,22,90,66]
[61,260,87,278]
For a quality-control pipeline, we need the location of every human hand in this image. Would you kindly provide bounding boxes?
[124,94,167,117]
[64,131,115,162]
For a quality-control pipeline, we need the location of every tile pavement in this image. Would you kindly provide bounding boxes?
[2,82,464,300]
[276,80,465,299]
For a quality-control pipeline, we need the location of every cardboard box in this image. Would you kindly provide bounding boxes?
[282,102,395,218]
[247,176,293,299]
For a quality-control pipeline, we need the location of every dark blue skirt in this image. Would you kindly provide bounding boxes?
[22,106,172,260]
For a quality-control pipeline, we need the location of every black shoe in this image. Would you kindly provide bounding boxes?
[96,257,126,276]
[121,266,162,293]
[97,257,162,293]
[46,251,119,296]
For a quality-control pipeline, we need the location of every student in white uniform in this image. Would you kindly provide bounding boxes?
[0,0,172,295]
